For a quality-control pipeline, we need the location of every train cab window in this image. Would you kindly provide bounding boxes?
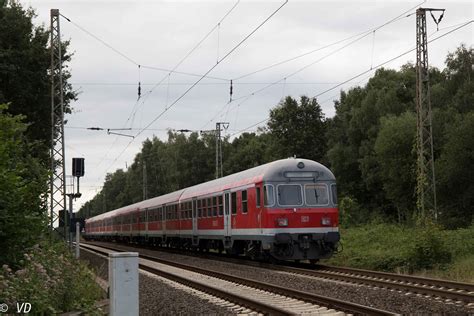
[331,184,338,205]
[264,185,275,206]
[277,184,303,206]
[305,184,329,206]
[256,187,261,208]
[231,192,237,214]
[218,195,223,216]
[241,190,248,214]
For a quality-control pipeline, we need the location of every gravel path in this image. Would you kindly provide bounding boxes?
[90,242,471,314]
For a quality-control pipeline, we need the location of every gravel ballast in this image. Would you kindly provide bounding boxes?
[89,242,471,314]
[80,247,237,315]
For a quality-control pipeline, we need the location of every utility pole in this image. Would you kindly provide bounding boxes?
[215,122,229,179]
[143,160,147,200]
[415,8,444,221]
[50,9,67,238]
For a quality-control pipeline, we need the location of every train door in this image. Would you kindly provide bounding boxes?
[224,191,231,237]
[192,198,198,236]
[162,204,167,235]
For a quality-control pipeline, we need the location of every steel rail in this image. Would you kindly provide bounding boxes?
[86,240,474,305]
[82,242,395,315]
[81,244,289,316]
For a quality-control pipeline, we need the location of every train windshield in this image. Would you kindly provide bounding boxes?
[305,184,329,206]
[277,184,303,206]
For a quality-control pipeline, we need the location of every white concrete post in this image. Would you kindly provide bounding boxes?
[109,252,139,316]
[75,222,80,259]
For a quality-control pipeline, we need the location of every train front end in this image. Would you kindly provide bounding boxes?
[260,159,339,262]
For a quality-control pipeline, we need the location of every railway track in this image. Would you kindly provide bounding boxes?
[85,241,474,307]
[82,242,395,315]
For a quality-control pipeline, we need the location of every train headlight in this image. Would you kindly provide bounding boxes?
[321,217,331,226]
[277,218,288,227]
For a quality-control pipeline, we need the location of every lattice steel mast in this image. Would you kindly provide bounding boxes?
[50,9,67,237]
[415,8,444,220]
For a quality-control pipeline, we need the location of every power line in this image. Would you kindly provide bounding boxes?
[102,1,288,177]
[71,81,357,86]
[125,0,241,131]
[59,13,231,82]
[313,20,473,99]
[229,20,473,139]
[135,0,289,139]
[232,1,424,81]
[92,1,241,178]
[201,3,424,130]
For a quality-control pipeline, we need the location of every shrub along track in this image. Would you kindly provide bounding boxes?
[81,242,394,315]
[84,240,474,309]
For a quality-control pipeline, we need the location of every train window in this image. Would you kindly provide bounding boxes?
[256,187,261,208]
[241,190,248,214]
[218,195,223,216]
[213,197,217,216]
[207,198,212,217]
[277,184,303,206]
[231,192,237,215]
[197,200,202,218]
[201,199,206,217]
[264,185,275,206]
[305,184,329,206]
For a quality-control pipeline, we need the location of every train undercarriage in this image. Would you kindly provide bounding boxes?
[84,231,340,262]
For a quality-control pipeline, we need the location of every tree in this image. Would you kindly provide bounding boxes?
[0,104,48,266]
[267,96,327,161]
[436,113,474,228]
[374,112,416,222]
[0,3,76,162]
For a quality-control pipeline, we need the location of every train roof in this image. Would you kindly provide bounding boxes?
[86,158,334,223]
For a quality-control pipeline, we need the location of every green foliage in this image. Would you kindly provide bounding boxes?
[0,3,76,162]
[436,112,474,228]
[407,223,452,271]
[0,104,48,267]
[327,223,470,277]
[268,96,327,161]
[0,241,103,314]
[326,45,473,228]
[374,112,416,222]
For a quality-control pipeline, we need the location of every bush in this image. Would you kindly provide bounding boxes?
[407,224,452,271]
[0,241,103,314]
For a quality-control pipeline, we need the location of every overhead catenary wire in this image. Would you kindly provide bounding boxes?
[201,2,425,130]
[59,13,231,82]
[228,19,473,139]
[102,0,288,177]
[135,0,289,139]
[83,1,241,177]
[231,1,424,81]
[124,0,241,130]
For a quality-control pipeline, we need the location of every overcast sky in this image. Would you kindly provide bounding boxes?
[24,0,472,211]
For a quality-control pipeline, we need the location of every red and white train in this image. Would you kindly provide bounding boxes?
[84,158,340,261]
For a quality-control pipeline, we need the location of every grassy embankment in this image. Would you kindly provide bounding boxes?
[327,223,474,283]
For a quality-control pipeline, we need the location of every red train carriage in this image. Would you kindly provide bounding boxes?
[84,158,340,262]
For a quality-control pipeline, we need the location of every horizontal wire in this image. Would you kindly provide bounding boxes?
[230,20,473,139]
